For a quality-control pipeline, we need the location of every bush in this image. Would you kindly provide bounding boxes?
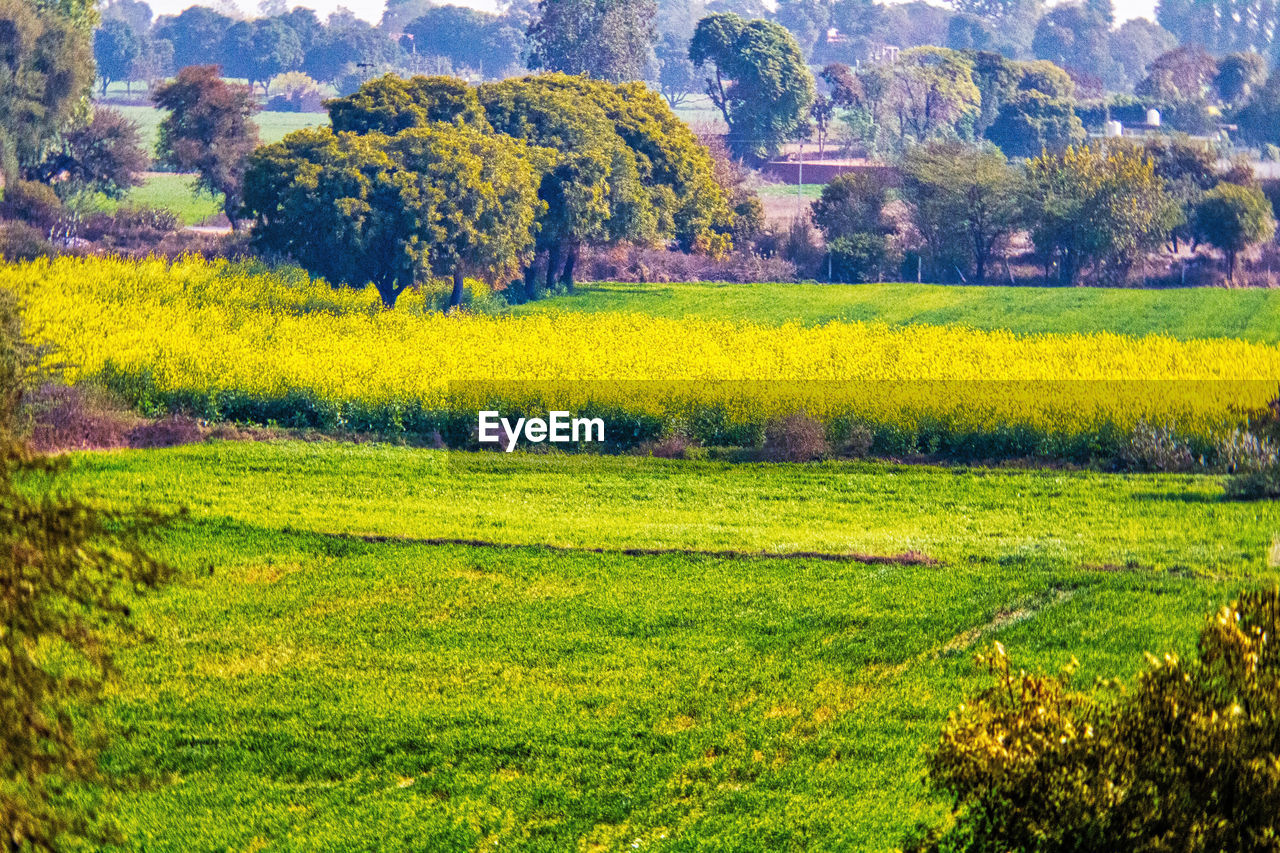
[0,222,53,262]
[80,205,180,249]
[1118,420,1196,472]
[762,412,829,461]
[0,180,62,229]
[1225,463,1280,499]
[909,585,1280,853]
[573,244,797,285]
[827,233,894,283]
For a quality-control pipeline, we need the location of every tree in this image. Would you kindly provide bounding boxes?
[910,587,1280,853]
[901,142,1022,283]
[130,35,174,93]
[947,13,998,52]
[1108,18,1175,93]
[303,15,396,88]
[811,171,892,240]
[328,74,491,135]
[101,0,152,34]
[1215,51,1267,107]
[1136,45,1217,103]
[152,66,260,230]
[94,18,142,96]
[1022,144,1178,285]
[0,0,94,182]
[244,125,543,309]
[1032,3,1114,84]
[32,108,149,199]
[1193,183,1276,282]
[689,13,815,161]
[655,31,699,107]
[1141,136,1216,251]
[883,47,981,146]
[479,77,655,293]
[527,0,658,82]
[1236,70,1280,147]
[153,5,232,69]
[219,17,304,94]
[1157,0,1278,55]
[773,0,828,58]
[950,0,1041,57]
[985,91,1085,160]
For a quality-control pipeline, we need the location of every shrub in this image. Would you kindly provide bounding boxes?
[1225,463,1280,499]
[24,383,141,453]
[573,244,797,285]
[0,180,62,229]
[909,585,1280,853]
[827,233,893,283]
[1118,419,1196,472]
[1212,427,1279,473]
[80,205,180,249]
[0,222,53,262]
[762,412,829,461]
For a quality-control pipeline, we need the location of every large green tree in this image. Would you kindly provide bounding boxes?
[527,0,658,83]
[219,17,304,95]
[1192,182,1276,283]
[93,18,141,96]
[244,125,543,309]
[689,12,815,161]
[901,142,1023,283]
[153,5,232,69]
[152,65,260,230]
[1022,144,1178,285]
[0,0,94,182]
[327,74,490,136]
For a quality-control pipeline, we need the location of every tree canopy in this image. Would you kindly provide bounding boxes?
[527,0,658,83]
[689,12,815,161]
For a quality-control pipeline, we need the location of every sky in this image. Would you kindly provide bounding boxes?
[139,0,1159,28]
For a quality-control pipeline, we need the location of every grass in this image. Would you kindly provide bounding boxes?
[53,441,1280,851]
[110,104,328,156]
[116,173,224,226]
[511,281,1280,343]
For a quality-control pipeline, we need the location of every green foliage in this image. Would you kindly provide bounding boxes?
[153,5,232,70]
[32,107,149,200]
[827,233,894,283]
[220,17,305,95]
[900,142,1022,283]
[911,586,1280,853]
[810,171,892,241]
[93,18,141,95]
[527,0,658,83]
[244,124,542,308]
[985,91,1085,160]
[1023,144,1177,285]
[327,74,490,135]
[886,48,981,146]
[689,13,816,161]
[1192,182,1277,283]
[0,0,94,181]
[152,66,260,230]
[1215,51,1267,107]
[0,295,170,852]
[401,5,522,78]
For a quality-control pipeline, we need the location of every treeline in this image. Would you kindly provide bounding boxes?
[240,73,755,307]
[810,139,1275,286]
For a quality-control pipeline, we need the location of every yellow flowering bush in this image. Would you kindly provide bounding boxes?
[6,256,1279,458]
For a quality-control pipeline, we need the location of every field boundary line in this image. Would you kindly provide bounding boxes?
[323,531,939,567]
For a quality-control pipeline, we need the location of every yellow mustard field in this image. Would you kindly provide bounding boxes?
[5,255,1278,450]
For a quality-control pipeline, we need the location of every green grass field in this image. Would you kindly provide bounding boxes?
[56,441,1279,851]
[110,173,224,226]
[112,105,328,156]
[512,281,1280,343]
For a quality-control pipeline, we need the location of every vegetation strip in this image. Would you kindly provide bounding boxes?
[336,531,940,567]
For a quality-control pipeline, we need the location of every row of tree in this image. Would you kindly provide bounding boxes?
[812,139,1275,286]
[237,73,747,307]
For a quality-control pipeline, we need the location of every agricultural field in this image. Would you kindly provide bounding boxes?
[514,281,1280,343]
[60,442,1278,851]
[8,256,1280,461]
[8,252,1280,850]
[96,172,224,226]
[110,104,328,155]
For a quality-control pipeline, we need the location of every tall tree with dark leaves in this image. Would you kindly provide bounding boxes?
[94,18,143,95]
[153,5,232,68]
[527,0,658,82]
[689,12,815,161]
[0,0,94,182]
[152,66,260,230]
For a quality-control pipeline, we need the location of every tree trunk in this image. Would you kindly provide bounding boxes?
[546,243,563,293]
[560,242,579,292]
[524,259,541,302]
[448,267,465,311]
[1227,251,1237,284]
